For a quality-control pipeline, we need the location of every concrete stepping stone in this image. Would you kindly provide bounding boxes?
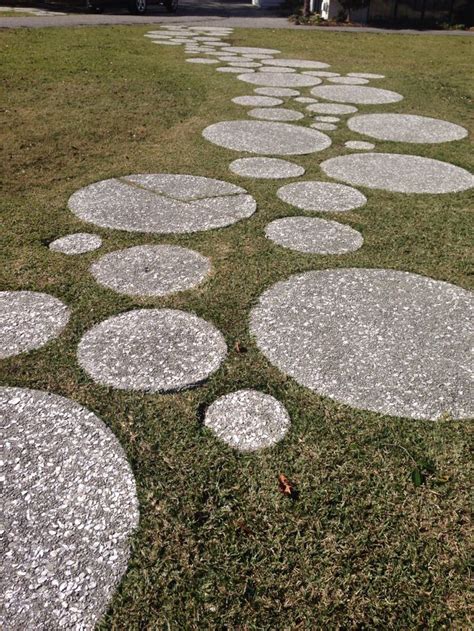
[307,103,358,115]
[265,216,363,254]
[186,58,219,64]
[1,387,138,630]
[263,58,330,69]
[224,46,280,55]
[311,123,337,131]
[314,115,340,123]
[232,95,283,106]
[0,291,70,359]
[255,87,300,97]
[345,140,375,150]
[294,97,318,104]
[228,61,262,68]
[277,181,367,212]
[302,71,341,77]
[258,66,296,73]
[68,174,256,234]
[217,67,256,73]
[347,113,468,143]
[202,120,331,155]
[204,389,290,451]
[321,153,474,193]
[310,85,404,104]
[78,309,227,392]
[49,233,102,255]
[348,72,385,79]
[249,269,474,420]
[328,76,369,85]
[229,157,305,179]
[248,107,304,121]
[238,72,323,88]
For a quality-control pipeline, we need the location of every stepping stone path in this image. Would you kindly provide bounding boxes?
[310,85,404,104]
[49,232,102,254]
[258,66,297,73]
[1,387,138,629]
[311,123,337,131]
[265,217,363,254]
[345,140,375,150]
[307,103,358,114]
[277,181,367,212]
[263,59,330,69]
[248,107,304,121]
[255,87,300,97]
[229,157,305,179]
[347,113,468,143]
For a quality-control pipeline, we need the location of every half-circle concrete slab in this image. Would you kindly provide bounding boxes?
[310,85,404,104]
[347,113,468,143]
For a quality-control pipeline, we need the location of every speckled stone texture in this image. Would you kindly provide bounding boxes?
[310,85,404,104]
[90,245,210,297]
[237,72,323,88]
[217,67,256,73]
[306,103,358,115]
[68,174,256,233]
[347,113,468,143]
[255,87,300,97]
[231,95,283,106]
[224,46,280,55]
[0,291,70,359]
[0,387,138,629]
[345,141,375,150]
[302,71,340,77]
[263,58,330,69]
[277,181,367,212]
[321,153,474,193]
[228,61,262,68]
[250,269,474,420]
[202,120,331,155]
[248,107,304,121]
[311,123,337,131]
[186,58,219,64]
[229,157,305,179]
[314,116,340,123]
[204,389,290,451]
[328,76,369,85]
[78,309,227,392]
[265,217,363,254]
[49,233,102,255]
[294,97,318,104]
[258,66,296,73]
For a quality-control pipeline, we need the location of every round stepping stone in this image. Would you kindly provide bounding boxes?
[0,291,70,359]
[68,174,256,234]
[1,387,138,630]
[186,57,219,64]
[229,157,305,179]
[328,76,369,85]
[314,115,340,123]
[249,269,474,420]
[321,153,474,193]
[302,71,341,77]
[49,233,102,255]
[78,309,227,392]
[232,95,283,106]
[238,72,322,88]
[202,120,331,156]
[310,85,403,104]
[217,66,256,73]
[248,107,304,122]
[311,123,337,131]
[224,46,280,55]
[91,245,210,297]
[294,97,318,104]
[204,389,290,451]
[228,61,261,68]
[348,72,385,79]
[347,113,468,144]
[263,58,330,69]
[265,216,363,254]
[258,66,296,73]
[307,103,358,115]
[255,87,300,97]
[277,181,367,212]
[345,140,375,150]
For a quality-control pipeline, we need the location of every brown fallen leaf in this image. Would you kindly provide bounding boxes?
[278,473,298,499]
[234,341,248,354]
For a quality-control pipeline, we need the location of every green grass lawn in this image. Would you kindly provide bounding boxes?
[1,25,473,629]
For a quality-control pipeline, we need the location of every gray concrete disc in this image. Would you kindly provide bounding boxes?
[311,123,337,131]
[347,113,468,143]
[263,58,330,69]
[302,71,341,77]
[217,66,256,73]
[258,66,296,73]
[186,58,219,64]
[294,97,319,104]
[277,181,367,212]
[348,72,385,79]
[307,103,358,115]
[248,107,304,121]
[90,245,210,297]
[249,269,473,420]
[228,61,262,68]
[328,76,369,85]
[265,216,363,254]
[0,291,70,359]
[229,157,305,179]
[238,72,322,88]
[310,85,404,104]
[231,95,283,106]
[49,233,102,255]
[314,115,340,123]
[77,309,227,392]
[202,120,332,155]
[68,174,256,234]
[0,387,138,629]
[345,140,375,150]
[255,87,300,97]
[321,153,474,193]
[224,46,280,55]
[204,389,290,451]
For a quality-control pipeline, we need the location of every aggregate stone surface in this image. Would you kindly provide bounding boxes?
[307,103,358,115]
[68,174,256,233]
[258,66,296,73]
[311,123,337,131]
[90,245,211,297]
[255,87,300,97]
[228,61,261,68]
[224,46,280,55]
[277,181,367,212]
[294,97,318,104]
[248,107,304,121]
[204,389,290,451]
[310,85,404,104]
[328,76,369,85]
[348,72,385,79]
[229,157,305,179]
[49,233,102,255]
[249,268,474,420]
[186,57,219,64]
[202,120,332,155]
[77,309,227,392]
[314,115,340,123]
[0,291,70,359]
[263,58,330,69]
[0,387,139,630]
[231,95,283,106]
[302,71,341,77]
[321,153,474,193]
[217,66,255,73]
[237,72,323,88]
[265,216,363,254]
[345,140,376,150]
[347,113,469,143]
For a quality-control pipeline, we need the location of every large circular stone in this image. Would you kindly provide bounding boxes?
[321,153,474,194]
[90,245,210,297]
[78,309,227,392]
[237,72,322,88]
[250,269,473,420]
[277,181,367,212]
[310,85,404,104]
[347,113,468,143]
[68,174,256,234]
[265,216,363,254]
[204,389,290,451]
[0,291,70,359]
[49,233,102,255]
[1,387,138,629]
[263,58,330,69]
[229,157,305,179]
[202,120,331,155]
[248,107,304,121]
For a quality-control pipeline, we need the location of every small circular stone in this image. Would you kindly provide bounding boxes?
[249,269,474,420]
[49,233,102,255]
[294,97,319,104]
[204,389,290,451]
[186,57,219,64]
[314,115,340,123]
[232,95,283,106]
[311,123,337,131]
[258,66,296,73]
[255,87,300,97]
[265,216,363,254]
[307,103,358,115]
[229,157,305,179]
[321,153,474,193]
[302,71,340,77]
[1,387,138,629]
[237,72,323,88]
[217,66,256,73]
[345,140,375,150]
[0,291,70,359]
[78,309,227,392]
[328,76,369,85]
[224,46,280,55]
[277,181,367,212]
[348,72,385,79]
[90,245,210,297]
[310,85,404,104]
[248,107,304,121]
[263,58,330,69]
[347,113,468,143]
[228,61,262,68]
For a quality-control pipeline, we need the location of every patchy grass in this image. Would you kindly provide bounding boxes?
[1,25,473,629]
